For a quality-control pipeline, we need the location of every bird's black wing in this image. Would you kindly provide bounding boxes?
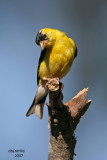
[74,47,78,58]
[37,48,47,85]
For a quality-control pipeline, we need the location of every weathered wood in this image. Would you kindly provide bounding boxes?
[45,78,92,160]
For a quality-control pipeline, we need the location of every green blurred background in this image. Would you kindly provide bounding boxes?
[0,0,107,159]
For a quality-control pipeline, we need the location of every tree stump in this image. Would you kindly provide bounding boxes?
[44,77,92,160]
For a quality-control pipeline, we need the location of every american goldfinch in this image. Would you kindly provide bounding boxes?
[26,28,77,119]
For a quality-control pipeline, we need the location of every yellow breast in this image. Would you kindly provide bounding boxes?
[39,34,76,82]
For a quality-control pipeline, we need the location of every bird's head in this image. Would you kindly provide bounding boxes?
[35,28,62,50]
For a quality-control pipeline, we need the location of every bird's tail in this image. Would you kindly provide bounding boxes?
[26,85,48,119]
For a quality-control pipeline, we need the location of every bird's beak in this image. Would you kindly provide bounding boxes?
[40,39,49,50]
[40,41,44,50]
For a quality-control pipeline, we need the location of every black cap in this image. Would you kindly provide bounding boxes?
[35,31,47,45]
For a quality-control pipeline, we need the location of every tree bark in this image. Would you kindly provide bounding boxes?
[44,78,92,160]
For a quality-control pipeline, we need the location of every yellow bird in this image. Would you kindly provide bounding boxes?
[26,28,77,119]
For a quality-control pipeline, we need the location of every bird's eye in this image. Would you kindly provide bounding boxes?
[35,31,48,45]
[44,34,46,38]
